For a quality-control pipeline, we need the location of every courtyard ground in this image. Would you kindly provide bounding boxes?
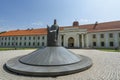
[0,49,120,80]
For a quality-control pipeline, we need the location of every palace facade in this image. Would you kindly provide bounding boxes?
[0,21,120,48]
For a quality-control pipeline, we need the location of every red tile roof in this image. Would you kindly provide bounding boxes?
[0,21,120,36]
[0,28,47,36]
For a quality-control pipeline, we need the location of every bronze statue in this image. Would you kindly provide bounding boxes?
[47,19,59,46]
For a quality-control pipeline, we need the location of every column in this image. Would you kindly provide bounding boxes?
[81,34,84,48]
[86,34,89,48]
[76,34,80,48]
[63,35,66,47]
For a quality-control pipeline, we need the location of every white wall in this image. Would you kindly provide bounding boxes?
[88,31,120,48]
[0,30,119,48]
[0,35,47,48]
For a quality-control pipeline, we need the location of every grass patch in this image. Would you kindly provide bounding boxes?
[0,48,38,51]
[96,48,120,52]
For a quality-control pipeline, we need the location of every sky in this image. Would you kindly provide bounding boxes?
[0,0,120,31]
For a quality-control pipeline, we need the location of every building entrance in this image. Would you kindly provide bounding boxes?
[68,37,74,47]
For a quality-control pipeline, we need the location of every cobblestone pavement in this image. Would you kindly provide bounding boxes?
[0,49,120,80]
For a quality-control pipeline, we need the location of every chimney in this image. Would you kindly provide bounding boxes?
[73,21,79,27]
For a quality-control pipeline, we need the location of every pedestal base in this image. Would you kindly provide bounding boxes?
[5,47,92,77]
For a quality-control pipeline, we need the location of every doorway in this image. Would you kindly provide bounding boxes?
[68,37,74,47]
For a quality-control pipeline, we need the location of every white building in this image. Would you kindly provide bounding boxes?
[0,21,120,48]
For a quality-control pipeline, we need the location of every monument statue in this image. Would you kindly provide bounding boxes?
[47,19,59,46]
[5,19,92,77]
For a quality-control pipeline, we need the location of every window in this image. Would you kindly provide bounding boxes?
[24,42,26,46]
[12,37,14,40]
[5,37,7,40]
[119,41,120,46]
[2,37,3,40]
[38,37,40,40]
[42,42,44,46]
[16,37,18,40]
[33,42,35,46]
[93,42,96,46]
[8,42,10,46]
[29,37,31,40]
[109,33,113,38]
[101,42,104,47]
[19,42,22,46]
[12,42,14,46]
[8,37,10,40]
[61,35,64,40]
[1,42,3,46]
[42,36,44,40]
[93,34,96,38]
[29,42,31,46]
[16,43,18,46]
[20,37,22,40]
[4,42,6,46]
[37,42,40,46]
[33,37,35,40]
[61,42,63,46]
[100,34,104,38]
[109,42,114,47]
[24,37,26,40]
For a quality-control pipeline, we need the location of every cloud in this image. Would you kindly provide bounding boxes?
[21,21,45,30]
[0,26,7,31]
[31,22,43,26]
[0,20,6,23]
[79,19,90,22]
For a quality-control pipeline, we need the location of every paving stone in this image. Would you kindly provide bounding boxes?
[0,49,120,80]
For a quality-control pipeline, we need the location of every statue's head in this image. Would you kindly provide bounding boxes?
[51,19,59,30]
